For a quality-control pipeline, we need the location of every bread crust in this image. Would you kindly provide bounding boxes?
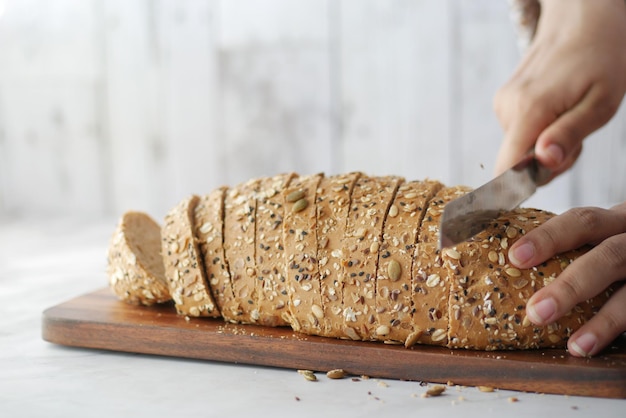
[161,195,220,317]
[375,180,442,344]
[447,208,611,350]
[195,187,239,322]
[223,178,262,323]
[316,172,362,337]
[255,173,298,327]
[282,173,324,333]
[340,175,403,340]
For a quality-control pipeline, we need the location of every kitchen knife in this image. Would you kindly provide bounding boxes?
[439,154,552,249]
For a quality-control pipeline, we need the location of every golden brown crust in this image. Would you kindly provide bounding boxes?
[223,178,262,323]
[107,211,170,306]
[446,208,611,350]
[254,173,298,327]
[195,187,239,322]
[161,195,219,317]
[410,186,472,347]
[316,172,362,338]
[340,175,404,341]
[282,173,324,333]
[375,180,443,344]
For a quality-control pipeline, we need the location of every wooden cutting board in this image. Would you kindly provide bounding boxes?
[42,288,626,399]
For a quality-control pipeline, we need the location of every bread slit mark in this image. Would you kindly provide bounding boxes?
[282,173,324,333]
[253,172,298,327]
[196,187,244,322]
[374,180,442,345]
[411,186,472,346]
[340,175,403,340]
[223,178,263,323]
[315,172,362,338]
[370,178,404,339]
[161,195,220,318]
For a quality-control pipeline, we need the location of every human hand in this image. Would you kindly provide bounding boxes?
[508,202,626,356]
[494,0,626,179]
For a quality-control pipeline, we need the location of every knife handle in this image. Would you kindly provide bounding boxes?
[513,152,552,187]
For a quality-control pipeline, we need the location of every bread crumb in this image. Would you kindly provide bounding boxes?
[422,385,446,398]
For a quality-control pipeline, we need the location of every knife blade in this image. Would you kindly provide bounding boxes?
[439,154,551,249]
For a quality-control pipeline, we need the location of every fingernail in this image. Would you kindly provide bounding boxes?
[509,242,534,266]
[527,298,556,324]
[544,144,564,166]
[570,333,597,357]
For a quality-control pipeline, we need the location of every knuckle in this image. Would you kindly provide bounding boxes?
[530,223,561,256]
[591,85,621,123]
[596,235,626,272]
[556,274,585,307]
[567,207,604,233]
[593,307,625,337]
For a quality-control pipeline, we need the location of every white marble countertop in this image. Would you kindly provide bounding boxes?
[1,217,624,418]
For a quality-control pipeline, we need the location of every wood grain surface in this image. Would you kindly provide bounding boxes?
[42,288,626,399]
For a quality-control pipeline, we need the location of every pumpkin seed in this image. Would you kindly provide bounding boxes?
[292,198,309,213]
[326,369,346,379]
[286,190,305,203]
[404,328,423,348]
[505,267,522,277]
[387,260,402,281]
[423,385,446,397]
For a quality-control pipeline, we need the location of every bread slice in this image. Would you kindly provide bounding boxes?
[340,175,404,340]
[223,178,262,324]
[195,187,241,322]
[161,195,220,317]
[282,173,324,333]
[446,207,611,350]
[374,180,442,344]
[107,211,170,306]
[254,172,298,327]
[315,172,362,338]
[409,186,472,347]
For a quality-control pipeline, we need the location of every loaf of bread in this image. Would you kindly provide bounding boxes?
[107,172,611,351]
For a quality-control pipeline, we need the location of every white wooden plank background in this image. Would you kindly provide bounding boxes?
[0,0,624,222]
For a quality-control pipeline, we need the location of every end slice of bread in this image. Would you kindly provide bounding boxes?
[107,211,170,306]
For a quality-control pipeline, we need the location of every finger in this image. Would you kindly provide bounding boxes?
[535,83,621,173]
[568,283,626,357]
[525,232,626,326]
[509,206,626,269]
[495,99,556,175]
